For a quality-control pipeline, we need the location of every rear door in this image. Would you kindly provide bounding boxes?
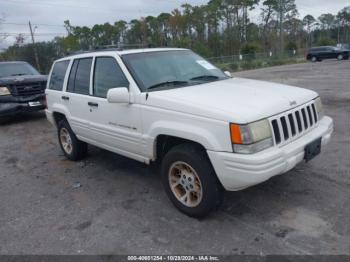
[318,48,329,59]
[84,55,143,156]
[325,47,336,59]
[46,60,70,112]
[64,57,94,140]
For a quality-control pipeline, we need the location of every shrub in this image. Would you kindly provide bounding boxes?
[192,42,213,58]
[229,62,239,71]
[318,38,336,46]
[240,43,261,61]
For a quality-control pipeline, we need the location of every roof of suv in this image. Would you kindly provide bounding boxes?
[57,48,188,62]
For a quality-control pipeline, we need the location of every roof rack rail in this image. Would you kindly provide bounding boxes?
[65,43,154,56]
[94,45,123,51]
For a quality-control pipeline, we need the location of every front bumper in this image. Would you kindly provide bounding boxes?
[0,94,45,117]
[207,116,333,191]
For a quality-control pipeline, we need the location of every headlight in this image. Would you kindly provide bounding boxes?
[314,97,324,119]
[230,119,273,154]
[0,86,10,96]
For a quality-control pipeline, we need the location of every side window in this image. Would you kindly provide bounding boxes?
[67,58,92,95]
[93,57,129,98]
[67,60,78,93]
[49,60,69,91]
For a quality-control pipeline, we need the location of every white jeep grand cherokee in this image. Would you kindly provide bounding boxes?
[46,48,333,217]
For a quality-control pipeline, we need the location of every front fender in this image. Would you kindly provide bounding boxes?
[145,119,232,159]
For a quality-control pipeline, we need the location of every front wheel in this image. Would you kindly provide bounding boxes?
[161,143,224,218]
[337,54,344,60]
[58,119,87,161]
[311,56,318,62]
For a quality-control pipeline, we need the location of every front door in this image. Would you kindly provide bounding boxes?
[86,56,143,157]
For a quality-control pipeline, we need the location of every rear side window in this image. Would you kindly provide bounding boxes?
[49,60,69,91]
[93,57,129,98]
[67,58,92,95]
[67,60,78,92]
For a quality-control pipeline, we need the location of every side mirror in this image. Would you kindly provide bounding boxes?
[224,71,232,78]
[107,87,130,104]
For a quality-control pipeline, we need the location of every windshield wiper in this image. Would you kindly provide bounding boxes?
[190,75,219,81]
[10,73,27,76]
[148,80,188,90]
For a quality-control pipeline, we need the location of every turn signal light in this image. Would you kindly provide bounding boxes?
[230,124,243,144]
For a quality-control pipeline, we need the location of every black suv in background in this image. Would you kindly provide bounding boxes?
[0,61,47,119]
[306,46,349,62]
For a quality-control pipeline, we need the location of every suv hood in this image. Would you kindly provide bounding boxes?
[0,74,48,86]
[145,78,318,123]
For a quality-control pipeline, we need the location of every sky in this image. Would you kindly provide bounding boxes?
[0,0,349,50]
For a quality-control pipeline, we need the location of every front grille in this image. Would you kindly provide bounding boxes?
[270,101,319,146]
[11,82,46,96]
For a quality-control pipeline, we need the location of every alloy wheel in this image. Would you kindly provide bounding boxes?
[60,128,73,154]
[168,161,203,207]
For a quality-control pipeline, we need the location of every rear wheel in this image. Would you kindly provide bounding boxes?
[0,117,9,124]
[58,119,87,161]
[337,54,344,60]
[311,56,318,62]
[161,143,224,218]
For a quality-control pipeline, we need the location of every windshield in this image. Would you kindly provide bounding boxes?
[0,62,40,78]
[122,50,228,92]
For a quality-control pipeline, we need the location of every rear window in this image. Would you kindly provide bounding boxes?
[49,60,70,91]
[310,48,321,52]
[311,47,328,52]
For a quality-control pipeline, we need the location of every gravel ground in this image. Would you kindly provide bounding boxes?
[0,59,349,255]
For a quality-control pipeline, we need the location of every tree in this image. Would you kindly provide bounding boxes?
[274,0,297,52]
[318,13,335,39]
[336,6,350,43]
[261,0,277,51]
[0,14,7,44]
[206,0,222,55]
[240,0,260,43]
[303,15,316,47]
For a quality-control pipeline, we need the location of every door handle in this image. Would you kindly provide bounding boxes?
[88,102,99,107]
[61,96,70,101]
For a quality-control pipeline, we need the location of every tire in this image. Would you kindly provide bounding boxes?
[0,117,8,124]
[337,54,344,60]
[161,143,224,218]
[311,56,318,62]
[57,119,87,161]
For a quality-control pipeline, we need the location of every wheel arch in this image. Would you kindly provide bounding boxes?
[155,134,208,162]
[52,111,67,126]
[148,121,230,162]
